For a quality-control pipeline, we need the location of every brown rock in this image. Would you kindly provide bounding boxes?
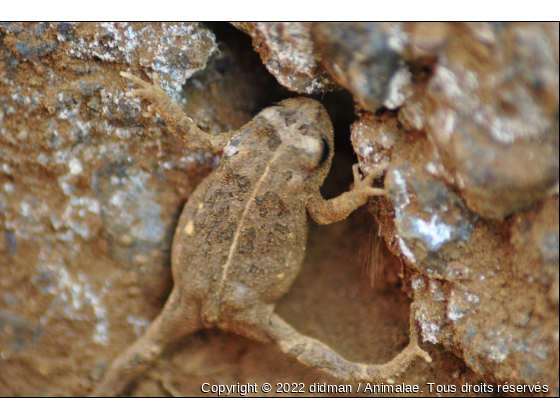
[231,22,337,94]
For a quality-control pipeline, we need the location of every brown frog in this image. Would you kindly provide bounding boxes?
[91,72,431,396]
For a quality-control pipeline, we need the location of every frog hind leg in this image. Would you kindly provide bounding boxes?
[90,288,202,397]
[246,303,431,383]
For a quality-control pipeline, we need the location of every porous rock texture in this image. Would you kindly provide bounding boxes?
[0,22,558,396]
[231,22,338,94]
[347,22,559,391]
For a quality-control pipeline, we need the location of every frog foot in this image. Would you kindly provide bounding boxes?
[352,162,389,199]
[120,71,169,118]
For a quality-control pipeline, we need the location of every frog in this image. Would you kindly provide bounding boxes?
[90,71,431,396]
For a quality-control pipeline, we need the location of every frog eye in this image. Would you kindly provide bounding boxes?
[318,135,330,166]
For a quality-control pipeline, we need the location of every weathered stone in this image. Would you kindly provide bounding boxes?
[415,22,559,219]
[346,23,559,390]
[312,22,407,111]
[345,23,558,220]
[63,22,217,102]
[511,197,560,305]
[350,112,396,176]
[368,113,558,392]
[385,164,477,277]
[1,22,58,59]
[232,22,337,94]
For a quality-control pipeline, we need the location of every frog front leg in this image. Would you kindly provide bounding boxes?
[120,72,233,154]
[307,163,388,225]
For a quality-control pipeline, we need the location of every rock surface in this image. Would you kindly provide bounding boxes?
[312,22,408,111]
[232,22,337,94]
[350,23,559,392]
